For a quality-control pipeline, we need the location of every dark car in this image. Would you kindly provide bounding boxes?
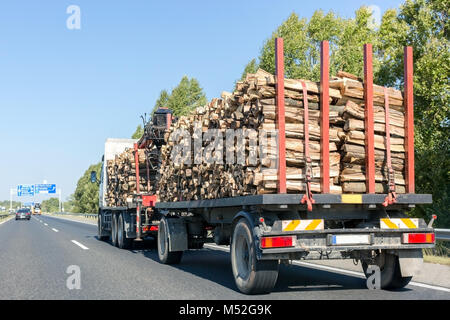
[16,208,31,220]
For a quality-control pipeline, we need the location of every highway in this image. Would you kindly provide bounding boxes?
[0,215,449,300]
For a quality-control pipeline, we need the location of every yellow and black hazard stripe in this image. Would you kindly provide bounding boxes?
[380,218,419,229]
[282,219,324,232]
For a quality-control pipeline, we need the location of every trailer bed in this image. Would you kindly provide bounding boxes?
[155,193,432,210]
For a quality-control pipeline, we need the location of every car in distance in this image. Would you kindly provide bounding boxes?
[16,208,31,220]
[32,203,41,215]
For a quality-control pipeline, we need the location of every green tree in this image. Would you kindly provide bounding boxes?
[257,9,379,81]
[41,198,60,213]
[376,0,450,227]
[73,162,102,213]
[167,76,207,116]
[151,89,170,115]
[63,194,76,212]
[131,125,144,139]
[240,59,259,81]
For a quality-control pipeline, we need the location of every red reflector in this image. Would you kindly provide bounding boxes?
[261,236,295,249]
[149,226,158,231]
[403,233,435,244]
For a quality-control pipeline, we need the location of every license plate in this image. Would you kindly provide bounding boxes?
[330,234,371,246]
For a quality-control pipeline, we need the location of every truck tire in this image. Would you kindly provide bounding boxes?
[111,213,118,247]
[362,252,412,289]
[97,212,109,241]
[158,216,183,264]
[231,218,279,295]
[117,213,132,249]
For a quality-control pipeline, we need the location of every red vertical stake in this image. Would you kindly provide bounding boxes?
[404,47,415,193]
[320,41,330,194]
[364,44,376,193]
[134,143,141,239]
[134,143,140,194]
[275,38,287,194]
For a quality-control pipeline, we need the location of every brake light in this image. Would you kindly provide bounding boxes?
[403,233,435,244]
[261,236,295,249]
[142,226,158,232]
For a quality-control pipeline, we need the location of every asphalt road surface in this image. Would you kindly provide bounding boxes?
[0,215,449,300]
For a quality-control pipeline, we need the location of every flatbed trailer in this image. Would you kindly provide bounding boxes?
[96,40,436,294]
[154,193,434,293]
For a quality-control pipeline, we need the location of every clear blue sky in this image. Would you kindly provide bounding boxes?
[0,0,404,203]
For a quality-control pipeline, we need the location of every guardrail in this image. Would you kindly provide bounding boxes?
[435,229,450,242]
[0,213,12,221]
[51,212,97,220]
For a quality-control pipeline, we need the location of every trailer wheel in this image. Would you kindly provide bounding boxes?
[362,252,412,289]
[111,213,118,247]
[97,212,109,241]
[231,219,279,295]
[117,213,132,249]
[158,216,183,264]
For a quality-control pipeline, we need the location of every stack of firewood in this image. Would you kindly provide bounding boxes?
[105,147,160,206]
[158,69,346,201]
[156,68,407,202]
[329,72,406,193]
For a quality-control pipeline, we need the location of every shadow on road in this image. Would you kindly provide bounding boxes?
[127,240,385,294]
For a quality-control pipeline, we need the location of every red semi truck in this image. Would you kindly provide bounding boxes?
[93,40,436,294]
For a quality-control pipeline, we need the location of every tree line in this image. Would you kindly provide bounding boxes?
[69,0,449,228]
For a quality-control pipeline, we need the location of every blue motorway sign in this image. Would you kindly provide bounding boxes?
[17,185,35,197]
[35,184,56,194]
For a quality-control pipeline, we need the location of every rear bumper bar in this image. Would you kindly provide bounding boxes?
[258,227,435,257]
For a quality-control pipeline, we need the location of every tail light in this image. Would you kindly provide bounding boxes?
[261,236,295,249]
[402,233,435,244]
[142,226,158,232]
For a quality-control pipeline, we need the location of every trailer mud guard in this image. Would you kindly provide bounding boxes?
[166,218,188,252]
[232,211,256,231]
[397,249,423,277]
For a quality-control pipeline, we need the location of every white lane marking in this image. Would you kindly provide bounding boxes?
[205,244,229,252]
[408,281,450,293]
[204,244,450,293]
[52,228,59,232]
[44,223,48,226]
[46,215,97,226]
[71,240,89,250]
[293,260,365,278]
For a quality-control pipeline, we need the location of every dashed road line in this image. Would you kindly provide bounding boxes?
[71,240,89,250]
[51,228,59,232]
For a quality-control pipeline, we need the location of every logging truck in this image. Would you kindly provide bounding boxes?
[93,41,436,295]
